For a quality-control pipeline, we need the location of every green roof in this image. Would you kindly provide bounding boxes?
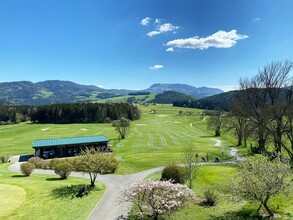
[32,135,109,148]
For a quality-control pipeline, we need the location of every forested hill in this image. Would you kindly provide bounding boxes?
[153,91,196,104]
[0,80,105,105]
[173,90,238,111]
[0,80,223,105]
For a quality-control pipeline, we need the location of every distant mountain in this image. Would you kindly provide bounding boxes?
[145,83,223,98]
[153,91,196,104]
[0,80,223,105]
[0,80,105,105]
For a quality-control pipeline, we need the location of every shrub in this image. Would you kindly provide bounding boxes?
[161,164,187,184]
[203,187,218,206]
[20,162,36,176]
[41,160,50,169]
[0,155,10,163]
[28,157,45,168]
[123,180,193,220]
[70,157,82,171]
[54,162,73,179]
[49,158,61,169]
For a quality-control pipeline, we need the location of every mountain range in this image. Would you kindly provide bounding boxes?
[0,80,223,105]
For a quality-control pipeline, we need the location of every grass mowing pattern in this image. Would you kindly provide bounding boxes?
[0,105,233,174]
[0,164,105,220]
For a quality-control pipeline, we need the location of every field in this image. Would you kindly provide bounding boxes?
[0,105,232,174]
[0,164,105,220]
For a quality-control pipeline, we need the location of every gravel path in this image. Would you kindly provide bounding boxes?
[8,139,242,220]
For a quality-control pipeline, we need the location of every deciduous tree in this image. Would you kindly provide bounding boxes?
[182,145,199,189]
[75,148,119,187]
[227,155,292,217]
[112,117,131,139]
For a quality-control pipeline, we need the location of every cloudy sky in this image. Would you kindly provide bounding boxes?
[0,0,292,91]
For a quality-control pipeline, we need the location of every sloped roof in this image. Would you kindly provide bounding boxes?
[32,135,109,148]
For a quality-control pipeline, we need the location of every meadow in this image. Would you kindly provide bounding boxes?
[0,104,232,174]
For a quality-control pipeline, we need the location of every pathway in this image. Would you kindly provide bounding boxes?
[8,138,242,220]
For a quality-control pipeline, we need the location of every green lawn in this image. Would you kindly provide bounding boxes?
[0,163,105,220]
[146,164,293,220]
[0,105,234,174]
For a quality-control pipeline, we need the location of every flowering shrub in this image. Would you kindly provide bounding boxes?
[123,180,193,220]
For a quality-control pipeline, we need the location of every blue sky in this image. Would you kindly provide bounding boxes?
[0,0,292,91]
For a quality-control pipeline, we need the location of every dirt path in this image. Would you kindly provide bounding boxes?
[8,139,242,220]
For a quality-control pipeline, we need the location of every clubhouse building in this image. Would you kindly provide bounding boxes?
[32,135,111,159]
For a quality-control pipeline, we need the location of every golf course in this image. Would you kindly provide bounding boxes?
[1,104,293,219]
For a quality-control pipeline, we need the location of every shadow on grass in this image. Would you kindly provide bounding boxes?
[11,174,27,178]
[46,177,66,181]
[200,135,214,138]
[208,208,263,220]
[51,184,101,199]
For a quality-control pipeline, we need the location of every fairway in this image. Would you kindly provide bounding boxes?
[0,105,232,174]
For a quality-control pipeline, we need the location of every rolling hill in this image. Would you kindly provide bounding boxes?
[145,83,223,98]
[0,80,223,105]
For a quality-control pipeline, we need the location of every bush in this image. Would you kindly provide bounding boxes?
[48,158,61,169]
[28,157,45,168]
[203,187,218,206]
[161,164,187,184]
[0,155,10,163]
[54,162,73,179]
[20,162,36,176]
[41,160,50,169]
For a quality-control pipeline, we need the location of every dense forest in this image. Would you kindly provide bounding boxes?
[173,91,237,111]
[0,103,140,124]
[153,91,196,104]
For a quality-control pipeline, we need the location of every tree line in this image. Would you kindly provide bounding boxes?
[0,103,141,124]
[207,60,293,161]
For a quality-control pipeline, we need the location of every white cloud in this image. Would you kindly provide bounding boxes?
[154,18,161,24]
[158,23,178,32]
[140,17,151,26]
[96,85,106,88]
[147,31,161,37]
[147,23,179,37]
[150,64,164,70]
[166,47,174,52]
[165,30,248,50]
[253,17,260,22]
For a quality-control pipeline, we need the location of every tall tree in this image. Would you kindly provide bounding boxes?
[239,60,293,156]
[207,110,224,136]
[112,117,131,139]
[226,95,252,146]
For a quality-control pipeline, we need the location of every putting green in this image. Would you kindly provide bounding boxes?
[0,184,26,217]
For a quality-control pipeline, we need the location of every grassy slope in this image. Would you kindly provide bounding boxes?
[97,94,156,103]
[0,164,105,220]
[147,164,293,220]
[0,105,233,174]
